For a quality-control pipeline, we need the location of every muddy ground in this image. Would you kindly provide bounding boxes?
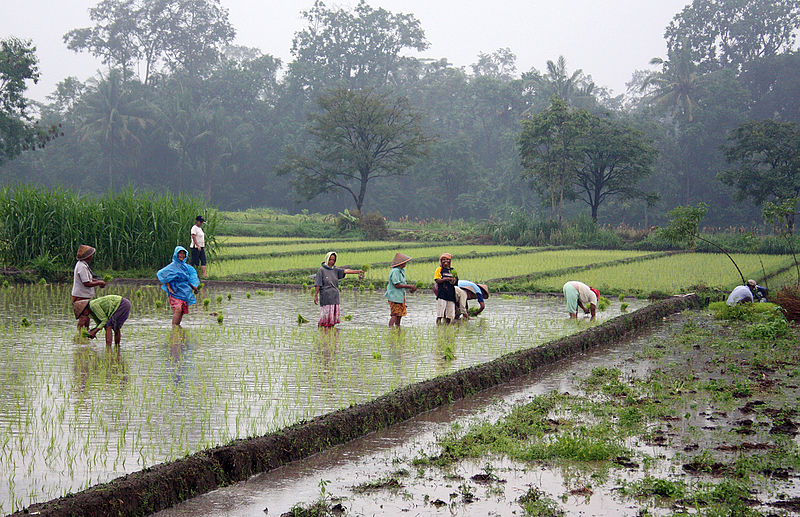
[11,297,696,517]
[157,304,800,517]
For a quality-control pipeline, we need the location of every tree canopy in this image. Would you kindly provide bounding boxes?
[278,88,431,212]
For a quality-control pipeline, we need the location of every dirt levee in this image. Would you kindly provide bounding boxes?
[12,295,699,517]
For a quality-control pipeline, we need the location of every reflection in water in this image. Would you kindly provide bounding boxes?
[166,328,193,385]
[72,343,128,399]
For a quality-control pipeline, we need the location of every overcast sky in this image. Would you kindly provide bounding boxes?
[2,0,690,103]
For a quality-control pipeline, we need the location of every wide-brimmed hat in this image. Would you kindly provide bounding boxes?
[73,299,90,319]
[460,283,490,299]
[76,245,96,261]
[390,253,412,268]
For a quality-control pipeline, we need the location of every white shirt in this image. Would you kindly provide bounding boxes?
[727,285,753,306]
[72,261,95,298]
[190,224,205,248]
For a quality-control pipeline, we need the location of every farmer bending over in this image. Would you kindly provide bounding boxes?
[726,280,757,306]
[455,280,489,320]
[563,281,599,321]
[74,295,131,346]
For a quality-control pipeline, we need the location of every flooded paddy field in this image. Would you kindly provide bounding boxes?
[156,309,800,517]
[0,282,644,513]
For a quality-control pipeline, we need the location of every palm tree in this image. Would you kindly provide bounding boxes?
[522,56,597,111]
[641,45,701,123]
[79,70,150,190]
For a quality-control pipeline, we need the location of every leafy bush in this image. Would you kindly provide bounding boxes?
[359,212,389,240]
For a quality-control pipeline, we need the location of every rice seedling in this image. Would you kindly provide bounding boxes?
[597,297,611,311]
[297,314,309,324]
[203,298,210,308]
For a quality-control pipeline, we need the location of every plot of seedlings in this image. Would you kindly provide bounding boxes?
[277,305,799,517]
[0,282,643,513]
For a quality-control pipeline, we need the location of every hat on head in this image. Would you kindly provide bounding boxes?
[439,253,452,261]
[747,279,757,288]
[390,253,412,268]
[196,215,205,222]
[325,251,337,264]
[73,299,90,319]
[76,245,96,261]
[477,284,490,299]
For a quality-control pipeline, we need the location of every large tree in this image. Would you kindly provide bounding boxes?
[278,88,430,212]
[720,119,800,229]
[288,0,428,93]
[518,96,590,219]
[575,116,658,221]
[64,0,235,83]
[0,38,56,164]
[665,0,800,71]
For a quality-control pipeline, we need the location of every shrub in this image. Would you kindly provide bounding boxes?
[359,212,389,240]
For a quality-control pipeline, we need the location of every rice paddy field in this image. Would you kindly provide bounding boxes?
[1,236,796,514]
[0,282,643,513]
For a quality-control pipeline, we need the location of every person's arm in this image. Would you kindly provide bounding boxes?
[394,282,418,293]
[589,303,596,320]
[80,266,105,288]
[475,301,485,315]
[313,285,320,305]
[343,269,363,275]
[191,227,200,248]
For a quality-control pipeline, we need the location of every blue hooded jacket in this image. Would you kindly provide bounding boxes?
[157,246,200,305]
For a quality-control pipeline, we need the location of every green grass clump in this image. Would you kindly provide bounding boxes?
[227,293,232,300]
[216,313,224,324]
[246,292,251,299]
[297,314,308,324]
[155,299,163,309]
[215,295,222,303]
[618,293,625,301]
[597,296,610,311]
[20,317,31,327]
[620,302,629,312]
[202,298,210,308]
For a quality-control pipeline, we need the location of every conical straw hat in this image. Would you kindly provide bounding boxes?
[73,299,90,319]
[76,245,96,260]
[390,253,412,268]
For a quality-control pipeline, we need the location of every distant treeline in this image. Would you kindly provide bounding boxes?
[1,0,799,228]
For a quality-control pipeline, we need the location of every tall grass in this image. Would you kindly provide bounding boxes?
[0,186,216,270]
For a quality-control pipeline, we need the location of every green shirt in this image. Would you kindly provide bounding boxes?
[88,295,123,332]
[384,267,407,303]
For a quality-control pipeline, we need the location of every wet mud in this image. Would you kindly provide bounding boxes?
[12,295,698,517]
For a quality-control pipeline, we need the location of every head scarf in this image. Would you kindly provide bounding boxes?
[323,251,337,268]
[439,253,452,261]
[156,246,200,305]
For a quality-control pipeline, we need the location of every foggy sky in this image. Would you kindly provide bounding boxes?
[2,0,690,103]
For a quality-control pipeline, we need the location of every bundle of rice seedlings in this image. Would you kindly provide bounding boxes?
[775,283,800,322]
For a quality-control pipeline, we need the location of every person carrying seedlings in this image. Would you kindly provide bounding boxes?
[434,253,459,324]
[455,280,489,320]
[726,279,757,306]
[189,215,208,278]
[385,253,417,328]
[157,245,200,327]
[563,280,599,320]
[71,245,105,304]
[73,295,131,346]
[313,251,363,328]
